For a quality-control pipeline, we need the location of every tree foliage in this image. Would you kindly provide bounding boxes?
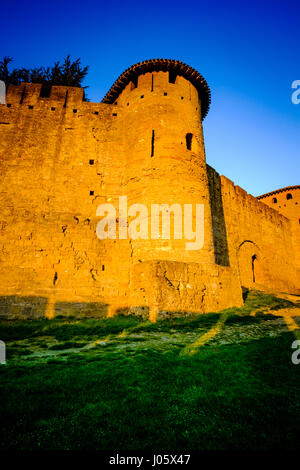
[0,55,89,94]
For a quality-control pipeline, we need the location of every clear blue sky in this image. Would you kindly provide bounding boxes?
[2,0,299,196]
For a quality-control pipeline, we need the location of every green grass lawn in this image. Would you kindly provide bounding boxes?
[0,290,299,450]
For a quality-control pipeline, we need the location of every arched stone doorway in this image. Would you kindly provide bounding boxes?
[237,241,265,288]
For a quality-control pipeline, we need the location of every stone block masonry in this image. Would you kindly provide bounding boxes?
[0,59,298,319]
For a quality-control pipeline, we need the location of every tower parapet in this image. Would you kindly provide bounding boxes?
[102,58,211,119]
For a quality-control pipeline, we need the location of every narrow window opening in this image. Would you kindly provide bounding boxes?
[151,74,154,92]
[151,130,155,157]
[53,272,58,286]
[130,76,138,90]
[20,86,26,104]
[63,90,68,108]
[40,84,51,98]
[90,190,94,196]
[186,133,193,150]
[89,159,94,165]
[94,111,99,115]
[28,105,34,110]
[113,113,117,116]
[164,92,167,96]
[7,103,11,108]
[251,255,257,283]
[272,197,277,203]
[102,265,105,271]
[51,107,55,111]
[73,109,77,113]
[169,70,177,84]
[287,193,292,200]
[140,95,144,99]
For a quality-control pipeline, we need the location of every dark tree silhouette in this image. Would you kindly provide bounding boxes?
[0,55,89,98]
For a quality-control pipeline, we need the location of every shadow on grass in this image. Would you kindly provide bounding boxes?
[0,290,297,345]
[0,331,299,450]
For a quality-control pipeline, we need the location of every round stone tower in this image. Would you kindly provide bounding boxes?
[102,59,215,266]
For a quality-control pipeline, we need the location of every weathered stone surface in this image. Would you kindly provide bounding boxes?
[0,62,298,320]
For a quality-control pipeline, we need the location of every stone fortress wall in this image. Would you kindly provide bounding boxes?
[0,59,298,319]
[257,186,300,278]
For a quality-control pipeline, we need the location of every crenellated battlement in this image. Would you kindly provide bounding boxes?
[102,58,211,119]
[2,82,119,118]
[5,82,85,106]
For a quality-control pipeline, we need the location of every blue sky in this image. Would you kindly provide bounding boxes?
[2,0,299,196]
